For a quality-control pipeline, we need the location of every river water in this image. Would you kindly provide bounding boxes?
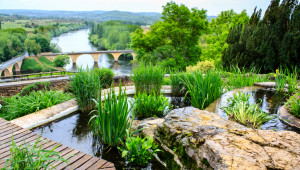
[51,29,133,75]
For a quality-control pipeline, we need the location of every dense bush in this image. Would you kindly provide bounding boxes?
[223,92,274,128]
[132,92,170,119]
[53,54,70,67]
[186,60,215,73]
[89,85,132,147]
[118,130,160,166]
[92,68,114,88]
[132,63,165,95]
[70,68,101,113]
[0,90,73,120]
[19,81,51,96]
[285,92,300,118]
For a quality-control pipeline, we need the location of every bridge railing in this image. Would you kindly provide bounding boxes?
[0,71,75,82]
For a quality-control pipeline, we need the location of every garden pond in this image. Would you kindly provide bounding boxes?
[32,86,299,169]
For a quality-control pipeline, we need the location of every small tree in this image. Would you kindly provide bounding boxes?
[25,39,41,56]
[53,54,70,67]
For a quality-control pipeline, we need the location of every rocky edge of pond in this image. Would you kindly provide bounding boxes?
[135,107,300,170]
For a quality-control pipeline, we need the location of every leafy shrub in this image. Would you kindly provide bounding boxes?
[181,71,223,109]
[53,54,70,67]
[89,85,132,147]
[92,68,114,88]
[118,130,160,166]
[0,90,73,120]
[223,92,274,128]
[19,81,51,96]
[186,60,215,73]
[163,77,171,85]
[70,68,101,113]
[170,72,186,96]
[4,136,66,169]
[285,92,300,118]
[132,92,170,119]
[132,63,165,95]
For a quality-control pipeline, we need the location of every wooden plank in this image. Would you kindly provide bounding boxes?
[0,122,10,128]
[0,129,27,142]
[101,168,116,170]
[0,131,34,146]
[87,159,108,170]
[65,154,93,170]
[56,152,86,170]
[51,149,80,168]
[0,125,22,135]
[76,157,100,169]
[101,162,115,169]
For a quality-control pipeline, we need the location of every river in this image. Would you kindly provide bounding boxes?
[51,29,133,74]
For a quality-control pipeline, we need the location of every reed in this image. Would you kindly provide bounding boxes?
[170,71,186,96]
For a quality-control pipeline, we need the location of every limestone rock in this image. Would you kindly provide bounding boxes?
[155,107,300,170]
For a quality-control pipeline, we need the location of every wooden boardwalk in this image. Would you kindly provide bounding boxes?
[0,118,115,169]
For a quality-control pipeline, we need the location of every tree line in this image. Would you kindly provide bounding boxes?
[89,20,140,50]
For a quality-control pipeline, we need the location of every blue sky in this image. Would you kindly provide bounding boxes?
[0,0,271,16]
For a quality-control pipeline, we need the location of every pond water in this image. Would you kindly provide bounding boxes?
[51,29,133,75]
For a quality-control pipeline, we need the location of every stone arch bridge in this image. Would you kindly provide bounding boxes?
[0,55,25,77]
[39,50,135,68]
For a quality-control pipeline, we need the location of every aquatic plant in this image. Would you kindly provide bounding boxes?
[131,63,165,95]
[118,130,160,166]
[89,85,132,147]
[285,67,299,94]
[170,71,186,96]
[223,92,274,128]
[132,92,170,119]
[69,68,101,113]
[181,71,223,109]
[0,90,73,120]
[285,92,300,118]
[274,68,287,92]
[4,135,66,169]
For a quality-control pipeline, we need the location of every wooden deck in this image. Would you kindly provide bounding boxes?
[0,118,115,169]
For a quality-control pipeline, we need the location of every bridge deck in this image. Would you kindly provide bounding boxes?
[0,118,115,169]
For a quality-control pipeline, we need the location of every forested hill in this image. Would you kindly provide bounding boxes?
[0,9,162,24]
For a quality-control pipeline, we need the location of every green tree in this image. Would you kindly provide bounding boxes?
[53,54,70,67]
[25,39,41,56]
[131,2,208,70]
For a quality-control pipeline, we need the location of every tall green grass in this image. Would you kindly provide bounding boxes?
[4,136,66,169]
[0,90,73,120]
[69,68,101,113]
[170,72,186,96]
[132,63,165,95]
[181,71,223,109]
[285,67,299,94]
[91,68,114,88]
[89,85,132,147]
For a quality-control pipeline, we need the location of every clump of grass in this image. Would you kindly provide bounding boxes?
[132,63,165,95]
[0,90,73,120]
[274,68,287,92]
[181,71,223,109]
[223,92,274,128]
[69,68,101,113]
[285,92,300,118]
[39,56,55,67]
[285,67,299,94]
[170,72,186,96]
[4,135,66,169]
[89,85,132,147]
[132,92,170,119]
[19,81,51,96]
[92,68,114,88]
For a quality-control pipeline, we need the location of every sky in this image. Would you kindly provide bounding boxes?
[0,0,271,16]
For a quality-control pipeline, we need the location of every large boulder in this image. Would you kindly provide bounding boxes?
[154,107,300,170]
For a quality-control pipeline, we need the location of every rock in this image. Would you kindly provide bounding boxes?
[155,107,300,170]
[132,118,165,138]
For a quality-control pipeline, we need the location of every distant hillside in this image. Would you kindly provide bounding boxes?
[0,9,162,24]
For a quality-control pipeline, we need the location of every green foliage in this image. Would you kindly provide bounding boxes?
[285,92,300,118]
[4,136,66,170]
[131,63,165,95]
[285,67,299,94]
[89,21,139,50]
[25,39,41,56]
[53,54,70,67]
[132,92,170,119]
[131,2,208,70]
[0,90,73,120]
[170,72,186,96]
[274,68,287,92]
[181,71,223,109]
[0,28,26,62]
[118,130,160,166]
[91,68,114,88]
[200,10,249,67]
[223,92,274,128]
[186,60,215,73]
[69,68,101,113]
[21,58,55,72]
[89,85,132,147]
[162,77,171,85]
[39,56,55,67]
[19,81,51,96]
[223,0,300,73]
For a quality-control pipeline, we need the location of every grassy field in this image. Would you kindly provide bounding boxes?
[38,56,55,67]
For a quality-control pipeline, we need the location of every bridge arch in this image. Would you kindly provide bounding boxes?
[111,52,135,62]
[2,69,12,77]
[75,54,95,70]
[13,63,21,75]
[118,53,134,61]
